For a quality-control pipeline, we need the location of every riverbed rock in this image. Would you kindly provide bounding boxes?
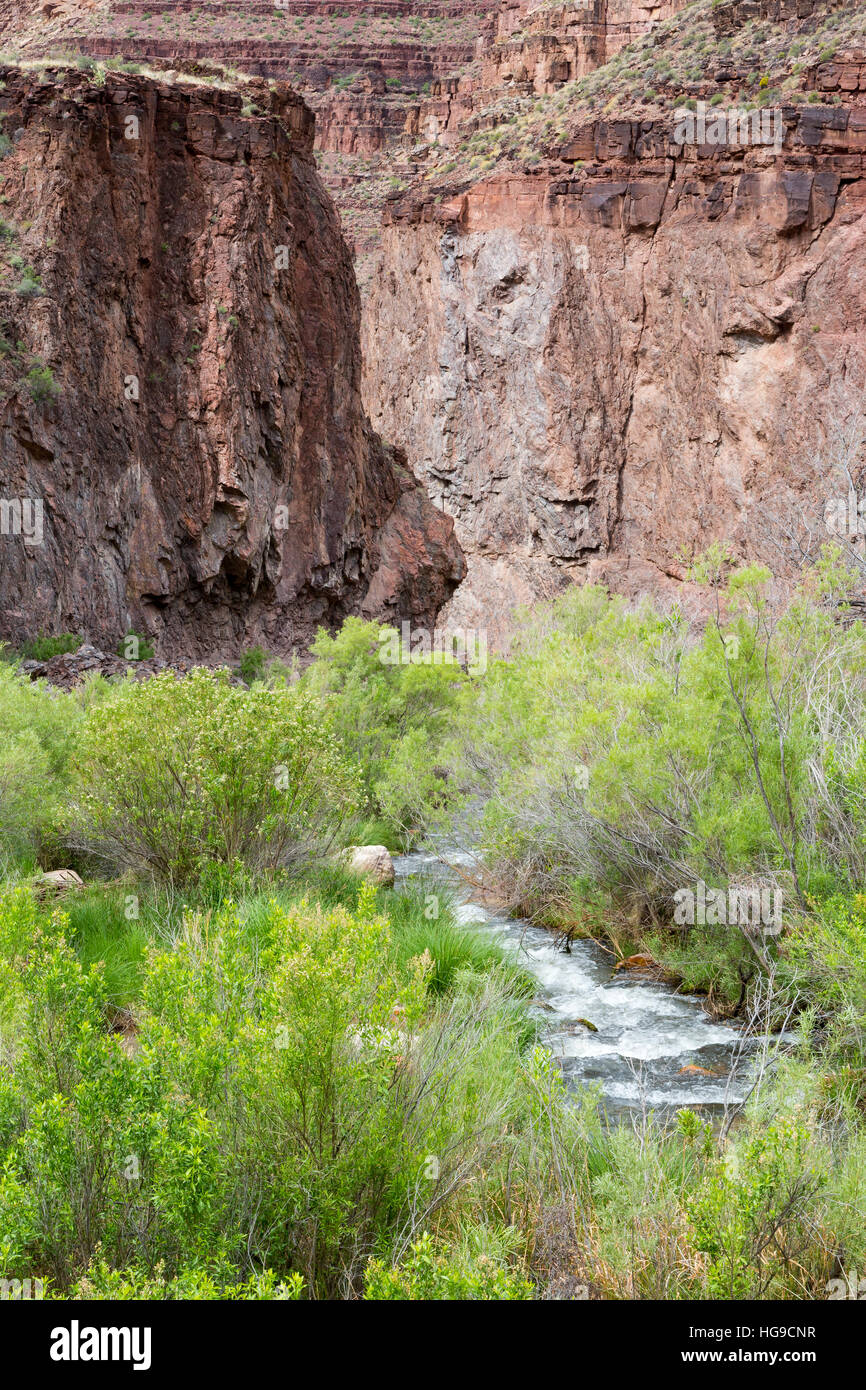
[342,845,396,886]
[615,953,657,971]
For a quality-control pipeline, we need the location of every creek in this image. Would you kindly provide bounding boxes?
[395,846,765,1121]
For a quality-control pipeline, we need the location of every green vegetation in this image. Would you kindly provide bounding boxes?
[238,643,269,684]
[2,542,866,1298]
[66,668,359,883]
[0,871,547,1299]
[376,555,852,907]
[15,274,44,302]
[17,632,81,662]
[117,630,154,662]
[25,363,58,400]
[299,617,465,842]
[0,659,82,868]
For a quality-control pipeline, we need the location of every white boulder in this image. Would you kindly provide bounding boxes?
[342,845,395,887]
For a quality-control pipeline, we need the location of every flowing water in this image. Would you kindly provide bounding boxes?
[395,846,763,1122]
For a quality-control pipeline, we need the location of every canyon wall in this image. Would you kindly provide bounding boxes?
[0,68,464,658]
[363,96,866,640]
[2,2,708,284]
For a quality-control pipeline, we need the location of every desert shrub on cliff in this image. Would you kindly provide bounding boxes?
[21,363,58,404]
[67,667,360,884]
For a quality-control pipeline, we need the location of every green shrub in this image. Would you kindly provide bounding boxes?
[445,553,866,935]
[301,616,465,839]
[18,632,81,661]
[238,643,268,684]
[780,894,866,1061]
[116,631,154,661]
[62,1261,304,1300]
[15,277,44,302]
[0,664,83,867]
[688,1114,825,1299]
[25,363,59,399]
[365,1230,533,1300]
[0,885,538,1296]
[67,668,361,883]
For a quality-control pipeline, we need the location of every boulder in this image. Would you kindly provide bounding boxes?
[342,845,395,887]
[37,868,84,895]
[614,952,657,971]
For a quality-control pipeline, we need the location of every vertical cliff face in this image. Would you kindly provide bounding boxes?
[362,98,866,639]
[0,67,464,658]
[4,2,694,281]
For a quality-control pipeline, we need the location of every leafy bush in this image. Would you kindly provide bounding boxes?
[25,364,59,399]
[18,632,81,661]
[238,644,268,684]
[0,885,539,1297]
[16,279,45,304]
[780,894,866,1061]
[365,1230,533,1300]
[0,664,83,867]
[117,631,154,662]
[688,1114,825,1299]
[301,616,465,839]
[67,668,360,883]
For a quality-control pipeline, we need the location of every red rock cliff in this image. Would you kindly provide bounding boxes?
[0,67,464,657]
[362,92,866,640]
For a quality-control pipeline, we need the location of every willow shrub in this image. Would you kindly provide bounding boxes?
[0,659,90,869]
[300,616,465,837]
[448,553,866,920]
[0,883,541,1298]
[66,667,360,884]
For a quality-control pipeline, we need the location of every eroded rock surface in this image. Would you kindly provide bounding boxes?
[363,103,866,639]
[0,69,464,659]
